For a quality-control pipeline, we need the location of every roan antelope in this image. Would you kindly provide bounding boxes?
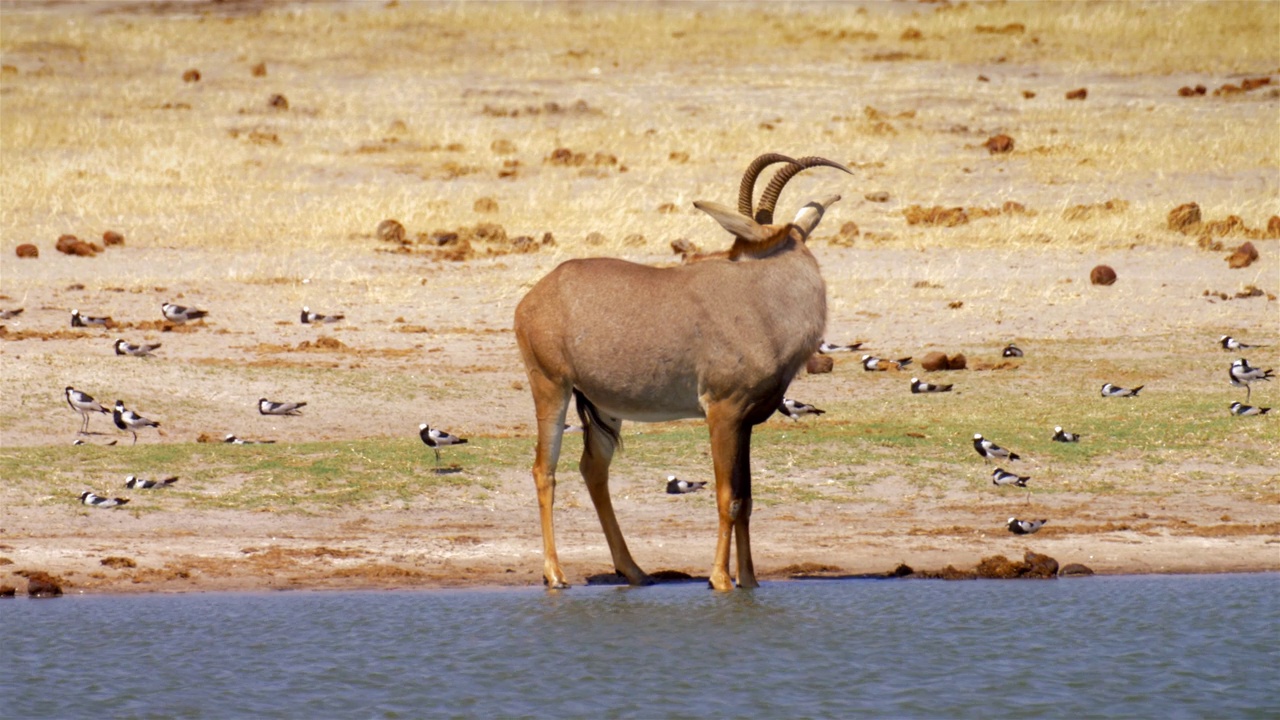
[514,153,849,591]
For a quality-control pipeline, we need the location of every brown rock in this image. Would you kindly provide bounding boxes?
[1090,265,1117,286]
[182,68,201,82]
[1065,87,1088,100]
[56,234,98,257]
[1267,216,1280,239]
[947,352,967,370]
[1241,77,1271,91]
[806,354,834,374]
[27,572,63,598]
[1023,551,1059,578]
[102,230,124,246]
[16,243,38,258]
[268,93,289,110]
[984,133,1014,154]
[0,585,15,597]
[1059,563,1095,577]
[975,555,1024,579]
[251,62,267,77]
[376,219,406,244]
[1226,241,1259,269]
[1167,202,1201,233]
[473,197,499,213]
[921,351,950,371]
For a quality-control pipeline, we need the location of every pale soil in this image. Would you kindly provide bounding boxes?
[1,243,1277,594]
[1,2,1277,594]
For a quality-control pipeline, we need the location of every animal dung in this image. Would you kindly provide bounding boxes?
[984,133,1014,154]
[1226,241,1259,269]
[251,61,267,77]
[1178,84,1208,97]
[55,234,101,257]
[102,230,124,246]
[1065,87,1088,100]
[1090,264,1117,286]
[15,243,38,258]
[267,93,289,110]
[182,68,201,82]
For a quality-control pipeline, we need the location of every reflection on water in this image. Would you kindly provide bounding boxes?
[4,574,1277,718]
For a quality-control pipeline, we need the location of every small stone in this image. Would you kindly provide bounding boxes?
[1167,203,1201,233]
[16,243,38,258]
[1090,265,1117,286]
[251,62,267,77]
[1226,241,1259,269]
[102,230,124,246]
[376,219,406,244]
[182,68,201,83]
[1065,87,1087,100]
[806,354,834,374]
[1059,563,1095,577]
[920,351,950,371]
[984,134,1014,154]
[268,93,289,110]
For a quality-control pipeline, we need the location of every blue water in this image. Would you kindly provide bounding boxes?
[3,574,1277,718]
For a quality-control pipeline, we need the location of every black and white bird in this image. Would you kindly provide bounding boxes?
[161,302,208,324]
[1101,383,1143,398]
[1220,336,1263,351]
[301,306,344,324]
[114,339,161,357]
[1002,343,1024,358]
[666,475,707,494]
[910,377,953,394]
[819,340,862,354]
[73,438,117,446]
[1052,426,1082,442]
[419,423,467,466]
[80,491,128,508]
[71,309,112,328]
[1229,359,1274,401]
[125,475,178,489]
[1007,517,1047,535]
[66,386,110,434]
[1229,402,1271,416]
[973,433,1020,463]
[862,355,912,371]
[992,468,1030,487]
[113,400,160,445]
[778,397,826,419]
[223,434,277,444]
[562,423,584,434]
[259,398,306,416]
[0,308,24,320]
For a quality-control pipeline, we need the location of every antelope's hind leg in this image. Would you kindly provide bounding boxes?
[529,373,572,589]
[706,406,758,590]
[579,406,653,586]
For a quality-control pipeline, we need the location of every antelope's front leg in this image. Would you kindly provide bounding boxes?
[733,495,758,589]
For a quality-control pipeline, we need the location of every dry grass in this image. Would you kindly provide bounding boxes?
[2,1,1276,267]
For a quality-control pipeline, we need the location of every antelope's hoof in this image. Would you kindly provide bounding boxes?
[628,572,656,587]
[708,571,735,592]
[736,576,761,590]
[543,575,569,590]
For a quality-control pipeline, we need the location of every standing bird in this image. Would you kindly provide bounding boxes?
[1007,517,1047,535]
[71,309,112,328]
[973,433,1020,463]
[666,475,707,494]
[66,386,110,434]
[161,302,208,324]
[258,398,306,416]
[992,468,1030,487]
[1052,426,1082,443]
[910,377,953,394]
[1229,359,1274,402]
[1229,402,1271,416]
[301,306,344,325]
[114,339,161,357]
[113,400,160,445]
[419,423,467,467]
[818,340,862,354]
[1002,343,1024,358]
[1101,383,1143,398]
[125,475,179,489]
[1220,336,1263,351]
[778,397,826,420]
[861,355,912,371]
[80,491,129,508]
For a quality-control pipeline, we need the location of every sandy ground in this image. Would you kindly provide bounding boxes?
[0,2,1277,594]
[1,241,1277,595]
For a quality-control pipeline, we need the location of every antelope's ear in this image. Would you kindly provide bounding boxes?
[693,200,774,243]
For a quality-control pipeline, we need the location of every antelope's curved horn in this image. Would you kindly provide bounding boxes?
[791,194,842,241]
[755,157,853,224]
[738,153,797,218]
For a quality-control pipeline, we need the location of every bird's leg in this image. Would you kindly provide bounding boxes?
[131,431,138,445]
